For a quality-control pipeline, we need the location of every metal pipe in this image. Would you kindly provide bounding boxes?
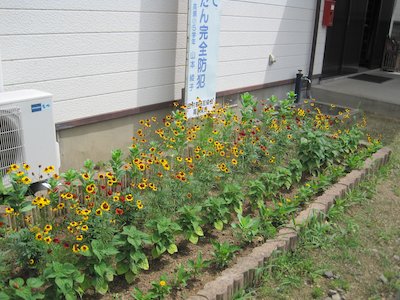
[307,0,322,94]
[295,70,303,103]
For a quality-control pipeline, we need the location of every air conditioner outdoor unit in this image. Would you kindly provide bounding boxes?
[0,90,60,187]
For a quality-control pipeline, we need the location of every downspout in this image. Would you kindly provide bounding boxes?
[307,0,322,97]
[0,49,4,92]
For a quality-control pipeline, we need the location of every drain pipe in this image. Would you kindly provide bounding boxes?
[307,0,322,97]
[0,50,4,92]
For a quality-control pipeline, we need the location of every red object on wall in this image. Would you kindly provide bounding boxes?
[323,0,336,27]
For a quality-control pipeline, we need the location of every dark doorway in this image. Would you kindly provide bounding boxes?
[321,0,395,77]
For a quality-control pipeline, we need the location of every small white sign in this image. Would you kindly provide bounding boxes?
[185,0,221,118]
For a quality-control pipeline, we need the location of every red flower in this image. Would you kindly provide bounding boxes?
[53,238,60,244]
[120,196,125,202]
[115,208,124,215]
[63,243,69,249]
[107,190,113,196]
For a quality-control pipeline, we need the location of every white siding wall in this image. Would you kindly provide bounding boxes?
[0,0,326,123]
[394,0,400,21]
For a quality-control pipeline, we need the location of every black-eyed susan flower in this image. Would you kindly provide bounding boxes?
[21,176,32,185]
[100,201,110,211]
[5,207,14,214]
[80,245,89,252]
[95,209,102,216]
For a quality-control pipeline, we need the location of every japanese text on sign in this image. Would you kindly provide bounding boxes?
[185,0,221,118]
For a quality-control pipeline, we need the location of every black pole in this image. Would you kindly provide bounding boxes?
[295,70,303,103]
[307,0,322,93]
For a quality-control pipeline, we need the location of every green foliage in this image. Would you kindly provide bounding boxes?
[171,264,191,288]
[44,261,84,300]
[132,275,171,300]
[204,197,231,231]
[210,241,240,269]
[0,277,44,300]
[79,239,119,295]
[113,225,151,283]
[231,214,260,244]
[177,205,204,244]
[221,183,244,213]
[288,159,303,183]
[247,180,266,208]
[146,217,181,258]
[5,228,46,273]
[187,251,210,278]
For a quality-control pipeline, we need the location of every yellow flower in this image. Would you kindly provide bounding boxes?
[5,207,14,214]
[35,233,43,240]
[28,259,35,265]
[100,201,110,211]
[81,225,89,231]
[231,158,238,165]
[23,163,30,170]
[80,245,89,252]
[44,224,52,232]
[76,235,83,241]
[9,164,19,171]
[95,209,102,216]
[159,280,167,287]
[21,176,32,185]
[44,165,55,173]
[44,236,52,244]
[72,244,80,253]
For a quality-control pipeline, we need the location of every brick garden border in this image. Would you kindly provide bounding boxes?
[187,146,392,300]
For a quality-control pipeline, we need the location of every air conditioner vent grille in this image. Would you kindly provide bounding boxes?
[0,107,25,181]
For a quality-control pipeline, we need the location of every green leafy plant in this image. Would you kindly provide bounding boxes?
[0,277,44,300]
[171,264,191,289]
[204,197,231,231]
[146,217,182,258]
[187,251,211,278]
[247,180,266,208]
[231,214,260,245]
[132,275,171,300]
[113,225,151,283]
[221,183,244,213]
[177,205,204,244]
[44,261,84,300]
[79,239,119,295]
[210,241,240,269]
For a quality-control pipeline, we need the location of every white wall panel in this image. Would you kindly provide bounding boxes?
[0,32,186,60]
[0,10,187,35]
[3,50,186,85]
[0,0,327,123]
[0,0,187,13]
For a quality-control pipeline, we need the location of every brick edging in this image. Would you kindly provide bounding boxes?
[187,146,392,300]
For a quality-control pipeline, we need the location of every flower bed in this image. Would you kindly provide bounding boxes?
[0,92,383,299]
